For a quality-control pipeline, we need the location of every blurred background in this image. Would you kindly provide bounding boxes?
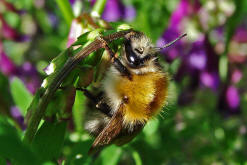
[0,0,247,164]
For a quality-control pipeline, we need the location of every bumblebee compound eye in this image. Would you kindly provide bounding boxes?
[125,42,143,68]
[128,52,140,65]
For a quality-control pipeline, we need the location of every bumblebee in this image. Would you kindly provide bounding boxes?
[81,30,185,154]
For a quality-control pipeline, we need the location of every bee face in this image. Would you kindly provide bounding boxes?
[124,32,157,69]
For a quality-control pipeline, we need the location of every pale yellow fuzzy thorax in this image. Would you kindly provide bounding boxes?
[114,71,169,125]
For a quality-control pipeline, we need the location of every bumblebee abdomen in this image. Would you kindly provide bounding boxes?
[115,71,169,124]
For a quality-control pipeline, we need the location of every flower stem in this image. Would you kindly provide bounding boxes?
[23,29,132,144]
[55,0,74,26]
[23,58,75,143]
[91,0,107,17]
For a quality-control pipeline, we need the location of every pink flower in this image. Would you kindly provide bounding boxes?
[226,86,240,110]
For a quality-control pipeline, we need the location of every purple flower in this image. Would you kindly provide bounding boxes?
[200,71,219,90]
[69,0,76,5]
[188,52,206,70]
[231,69,242,84]
[187,37,207,70]
[174,35,220,91]
[19,62,41,94]
[1,14,30,42]
[0,11,40,94]
[0,43,40,94]
[0,15,22,41]
[48,13,59,28]
[91,0,136,22]
[158,0,244,115]
[102,0,125,22]
[157,0,201,61]
[169,0,191,29]
[0,43,18,76]
[168,0,200,30]
[226,85,240,110]
[218,84,241,115]
[123,5,136,22]
[233,27,247,43]
[10,106,25,130]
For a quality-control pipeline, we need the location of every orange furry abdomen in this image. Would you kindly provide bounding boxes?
[114,72,169,124]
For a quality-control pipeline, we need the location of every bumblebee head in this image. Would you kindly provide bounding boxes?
[123,31,158,69]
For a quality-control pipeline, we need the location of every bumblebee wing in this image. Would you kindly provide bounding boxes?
[114,124,144,146]
[88,104,124,155]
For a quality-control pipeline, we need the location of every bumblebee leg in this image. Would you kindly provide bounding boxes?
[97,36,132,80]
[76,88,112,117]
[95,99,112,117]
[59,86,98,103]
[75,87,98,103]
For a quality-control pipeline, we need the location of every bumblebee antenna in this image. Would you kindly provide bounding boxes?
[155,33,187,50]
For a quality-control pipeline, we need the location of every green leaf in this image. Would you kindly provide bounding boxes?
[72,29,104,46]
[55,0,74,26]
[72,32,91,46]
[143,119,159,136]
[96,146,122,165]
[219,56,228,82]
[32,121,67,162]
[0,117,40,165]
[131,0,171,41]
[25,88,45,123]
[10,77,33,115]
[92,0,107,16]
[132,151,142,165]
[35,9,53,34]
[42,162,57,165]
[4,12,20,28]
[109,22,132,31]
[0,157,6,165]
[73,91,85,132]
[42,49,70,88]
[13,0,32,10]
[0,72,12,114]
[45,91,64,117]
[64,140,92,165]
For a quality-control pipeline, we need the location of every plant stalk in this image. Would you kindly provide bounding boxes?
[91,0,108,17]
[55,0,74,26]
[23,29,132,144]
